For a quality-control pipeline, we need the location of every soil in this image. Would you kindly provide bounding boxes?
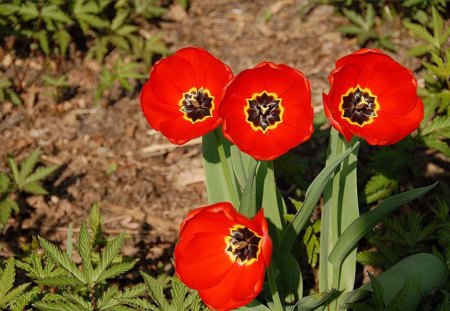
[0,0,422,275]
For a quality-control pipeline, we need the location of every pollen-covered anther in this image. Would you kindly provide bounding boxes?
[340,86,379,126]
[225,226,262,265]
[179,87,215,123]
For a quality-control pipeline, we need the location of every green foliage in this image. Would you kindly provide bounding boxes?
[0,205,207,310]
[95,58,147,103]
[0,257,30,309]
[348,273,409,311]
[365,174,398,204]
[339,3,396,51]
[0,0,169,104]
[120,273,207,311]
[0,79,21,106]
[302,219,320,268]
[357,199,450,270]
[0,148,58,229]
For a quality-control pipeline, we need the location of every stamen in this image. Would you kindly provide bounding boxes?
[225,226,262,265]
[179,87,215,123]
[340,86,378,126]
[245,91,283,132]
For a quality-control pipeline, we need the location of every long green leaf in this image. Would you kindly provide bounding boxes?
[278,142,358,253]
[202,130,240,206]
[329,182,438,265]
[239,161,259,217]
[7,155,20,186]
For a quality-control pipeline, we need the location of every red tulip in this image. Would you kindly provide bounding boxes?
[140,47,233,144]
[323,48,424,145]
[220,62,313,161]
[174,202,272,311]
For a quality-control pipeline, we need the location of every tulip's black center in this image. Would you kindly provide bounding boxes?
[340,86,378,126]
[179,87,214,123]
[245,91,283,132]
[226,226,261,265]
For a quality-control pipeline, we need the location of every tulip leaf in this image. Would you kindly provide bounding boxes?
[202,129,240,206]
[278,142,359,253]
[238,300,271,311]
[239,160,259,217]
[329,182,438,266]
[286,289,338,311]
[341,253,448,310]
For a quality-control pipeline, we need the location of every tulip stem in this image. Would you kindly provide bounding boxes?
[213,128,240,208]
[267,264,284,311]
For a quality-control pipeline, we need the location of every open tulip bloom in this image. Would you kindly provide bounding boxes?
[322,48,424,145]
[140,47,233,145]
[174,202,272,311]
[139,47,444,310]
[220,62,314,161]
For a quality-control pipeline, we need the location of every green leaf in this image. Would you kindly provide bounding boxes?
[0,257,16,303]
[408,44,431,57]
[367,273,384,308]
[77,223,93,283]
[111,10,129,31]
[35,31,50,55]
[21,182,48,195]
[22,165,59,186]
[171,277,189,310]
[423,136,450,156]
[289,289,338,311]
[118,297,158,310]
[365,174,398,204]
[202,130,240,206]
[37,276,84,286]
[41,5,73,24]
[19,148,40,181]
[278,142,358,253]
[140,271,170,310]
[93,232,126,281]
[0,173,11,193]
[7,155,20,186]
[53,29,71,55]
[239,161,259,217]
[10,286,40,311]
[88,203,103,244]
[96,260,136,282]
[404,21,437,47]
[329,182,437,266]
[342,253,448,310]
[39,237,87,284]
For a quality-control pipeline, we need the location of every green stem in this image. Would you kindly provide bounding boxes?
[213,128,240,208]
[320,129,360,311]
[267,264,284,311]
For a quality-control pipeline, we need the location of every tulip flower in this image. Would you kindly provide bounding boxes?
[220,62,313,161]
[174,202,272,310]
[140,47,233,144]
[323,48,424,145]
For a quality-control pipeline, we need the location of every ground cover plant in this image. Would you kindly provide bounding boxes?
[0,0,449,310]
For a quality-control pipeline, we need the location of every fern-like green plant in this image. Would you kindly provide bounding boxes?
[348,273,409,311]
[0,258,30,310]
[0,148,59,229]
[119,273,208,311]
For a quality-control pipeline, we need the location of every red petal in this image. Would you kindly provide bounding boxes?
[140,82,180,130]
[179,207,234,238]
[176,47,233,96]
[174,232,233,290]
[199,263,263,310]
